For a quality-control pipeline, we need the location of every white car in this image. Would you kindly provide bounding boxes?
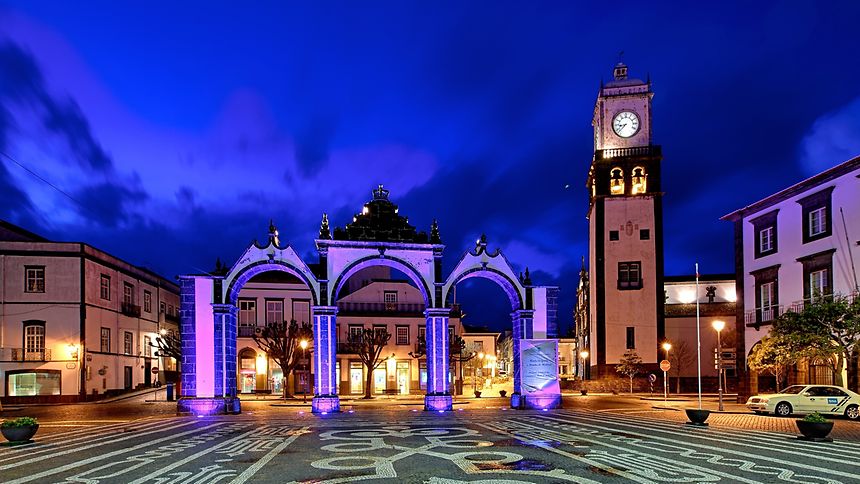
[746,384,860,419]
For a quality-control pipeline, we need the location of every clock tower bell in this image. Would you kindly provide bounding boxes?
[586,62,664,377]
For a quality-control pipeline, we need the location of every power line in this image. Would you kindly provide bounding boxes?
[0,149,90,212]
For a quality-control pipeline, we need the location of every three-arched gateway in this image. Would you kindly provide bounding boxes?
[177,186,561,415]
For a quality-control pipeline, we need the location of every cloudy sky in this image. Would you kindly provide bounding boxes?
[1,1,859,332]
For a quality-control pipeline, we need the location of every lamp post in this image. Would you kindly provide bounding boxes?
[579,350,589,380]
[712,320,725,412]
[474,352,485,393]
[661,342,671,401]
[299,339,309,403]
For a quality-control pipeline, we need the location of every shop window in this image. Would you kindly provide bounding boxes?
[6,370,61,396]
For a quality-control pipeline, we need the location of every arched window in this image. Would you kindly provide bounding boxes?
[631,166,647,195]
[609,168,624,195]
[23,320,45,360]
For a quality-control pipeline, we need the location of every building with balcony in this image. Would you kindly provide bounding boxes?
[0,220,180,403]
[723,155,860,398]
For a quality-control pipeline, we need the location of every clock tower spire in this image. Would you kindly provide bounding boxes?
[586,62,665,378]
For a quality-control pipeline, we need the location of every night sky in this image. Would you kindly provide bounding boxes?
[2,2,859,333]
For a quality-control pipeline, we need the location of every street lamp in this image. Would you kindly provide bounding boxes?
[300,339,309,403]
[712,320,725,411]
[579,350,589,380]
[661,342,671,401]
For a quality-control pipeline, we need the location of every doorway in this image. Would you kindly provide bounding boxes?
[123,366,133,390]
[397,361,410,394]
[350,362,363,394]
[144,360,152,386]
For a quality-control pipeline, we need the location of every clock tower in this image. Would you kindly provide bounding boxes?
[586,62,664,377]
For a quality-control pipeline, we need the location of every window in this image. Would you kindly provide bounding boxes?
[609,167,624,195]
[160,301,166,314]
[143,291,152,313]
[124,331,133,355]
[797,187,833,243]
[609,230,619,241]
[100,274,111,300]
[167,304,174,316]
[631,166,647,194]
[418,326,426,341]
[473,341,484,352]
[292,300,310,324]
[809,207,826,236]
[144,335,152,357]
[24,266,45,293]
[798,249,834,302]
[384,291,398,304]
[751,264,779,325]
[238,299,257,326]
[759,226,773,253]
[349,325,364,340]
[101,327,111,353]
[448,326,455,342]
[7,370,61,396]
[374,325,387,339]
[266,299,284,325]
[639,229,650,240]
[617,262,642,290]
[396,326,409,345]
[123,282,134,305]
[750,210,778,258]
[626,327,635,349]
[23,321,45,358]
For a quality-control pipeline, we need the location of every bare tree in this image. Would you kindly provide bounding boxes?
[253,319,313,400]
[669,341,694,393]
[343,327,391,399]
[410,334,475,395]
[151,329,182,361]
[616,349,644,393]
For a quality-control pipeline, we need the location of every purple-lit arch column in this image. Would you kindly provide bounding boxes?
[510,309,533,409]
[312,305,340,414]
[424,307,453,411]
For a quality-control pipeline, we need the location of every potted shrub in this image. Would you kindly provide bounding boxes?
[685,408,711,426]
[499,390,507,398]
[1,417,39,443]
[474,390,482,398]
[796,412,834,441]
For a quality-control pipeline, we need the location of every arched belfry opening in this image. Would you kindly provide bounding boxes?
[177,185,560,415]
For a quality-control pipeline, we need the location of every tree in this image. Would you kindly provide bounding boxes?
[410,334,476,394]
[496,335,513,378]
[668,340,694,393]
[343,327,392,399]
[616,349,644,393]
[747,335,797,391]
[151,329,182,361]
[252,319,313,400]
[771,294,860,390]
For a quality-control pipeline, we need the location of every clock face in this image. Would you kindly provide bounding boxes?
[612,111,640,138]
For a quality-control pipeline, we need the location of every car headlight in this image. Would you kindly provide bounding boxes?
[760,398,768,404]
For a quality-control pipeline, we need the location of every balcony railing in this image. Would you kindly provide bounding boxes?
[7,348,52,361]
[238,325,260,338]
[336,342,358,354]
[164,312,179,323]
[337,302,425,315]
[121,302,141,317]
[744,305,783,326]
[594,145,661,161]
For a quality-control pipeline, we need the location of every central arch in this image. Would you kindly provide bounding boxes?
[330,255,433,307]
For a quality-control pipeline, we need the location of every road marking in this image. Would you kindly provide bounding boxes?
[2,422,224,482]
[533,414,855,480]
[228,427,308,484]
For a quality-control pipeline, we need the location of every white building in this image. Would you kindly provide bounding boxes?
[723,155,860,398]
[0,220,180,403]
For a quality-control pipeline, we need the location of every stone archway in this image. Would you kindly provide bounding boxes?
[177,185,558,415]
[443,235,561,410]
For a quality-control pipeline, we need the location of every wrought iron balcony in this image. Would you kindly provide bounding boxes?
[337,301,425,315]
[238,325,260,338]
[8,348,52,361]
[121,302,141,317]
[336,342,358,354]
[164,312,179,323]
[744,305,783,327]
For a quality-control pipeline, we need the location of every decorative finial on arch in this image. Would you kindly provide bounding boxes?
[319,213,331,239]
[372,184,390,200]
[430,219,441,244]
[474,233,488,254]
[523,267,532,286]
[268,219,279,246]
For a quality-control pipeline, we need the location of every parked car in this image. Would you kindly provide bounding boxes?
[746,384,860,420]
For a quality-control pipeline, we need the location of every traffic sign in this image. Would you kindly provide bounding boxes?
[648,373,657,383]
[660,360,671,372]
[151,367,159,374]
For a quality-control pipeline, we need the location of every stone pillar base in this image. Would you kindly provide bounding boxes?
[312,396,340,414]
[424,394,453,412]
[510,393,562,410]
[177,397,241,416]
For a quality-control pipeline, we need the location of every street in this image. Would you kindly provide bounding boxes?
[2,394,859,483]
